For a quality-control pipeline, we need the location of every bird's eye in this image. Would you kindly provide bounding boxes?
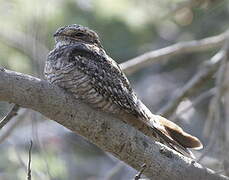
[73,32,85,36]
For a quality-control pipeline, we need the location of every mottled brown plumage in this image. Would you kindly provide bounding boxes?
[44,24,203,158]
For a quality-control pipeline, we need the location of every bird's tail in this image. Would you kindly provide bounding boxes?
[121,103,203,158]
[148,115,203,158]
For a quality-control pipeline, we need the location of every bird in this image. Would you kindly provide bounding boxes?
[44,24,203,158]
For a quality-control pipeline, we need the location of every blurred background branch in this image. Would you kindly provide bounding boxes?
[0,104,20,130]
[0,30,48,76]
[121,30,228,75]
[158,42,228,117]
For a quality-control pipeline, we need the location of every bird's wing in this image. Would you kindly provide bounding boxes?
[65,43,144,117]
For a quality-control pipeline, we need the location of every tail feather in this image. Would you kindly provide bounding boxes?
[149,115,203,158]
[121,112,202,158]
[150,124,195,158]
[155,115,203,149]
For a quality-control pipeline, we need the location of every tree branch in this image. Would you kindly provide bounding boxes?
[171,87,216,122]
[27,141,33,180]
[158,48,225,117]
[0,68,227,180]
[0,104,20,129]
[120,30,228,75]
[0,29,49,62]
[0,29,49,75]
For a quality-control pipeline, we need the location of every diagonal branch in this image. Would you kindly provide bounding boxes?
[0,68,227,180]
[157,48,226,117]
[120,30,228,75]
[171,87,216,122]
[0,104,20,129]
[0,29,49,63]
[0,29,49,75]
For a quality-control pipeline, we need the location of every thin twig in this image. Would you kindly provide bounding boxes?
[31,115,53,180]
[14,142,46,179]
[221,37,229,177]
[204,41,229,137]
[27,140,33,180]
[171,87,216,122]
[199,40,229,162]
[135,164,146,180]
[0,104,20,130]
[157,48,226,117]
[0,108,28,144]
[120,30,229,75]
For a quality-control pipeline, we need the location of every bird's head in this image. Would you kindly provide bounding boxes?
[53,24,102,48]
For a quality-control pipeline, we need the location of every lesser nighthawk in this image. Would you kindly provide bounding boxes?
[44,24,203,158]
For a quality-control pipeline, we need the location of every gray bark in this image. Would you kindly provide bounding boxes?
[0,68,227,180]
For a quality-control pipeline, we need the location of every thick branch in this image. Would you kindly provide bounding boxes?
[120,30,228,75]
[0,69,227,180]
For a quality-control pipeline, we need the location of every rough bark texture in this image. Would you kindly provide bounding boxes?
[0,68,228,180]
